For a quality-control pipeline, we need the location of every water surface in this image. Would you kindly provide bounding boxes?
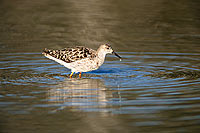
[1,0,200,133]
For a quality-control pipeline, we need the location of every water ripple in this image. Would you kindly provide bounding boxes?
[0,52,200,117]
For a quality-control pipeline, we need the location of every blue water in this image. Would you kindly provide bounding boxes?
[1,52,200,120]
[1,0,200,132]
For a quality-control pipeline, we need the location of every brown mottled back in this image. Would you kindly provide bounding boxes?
[43,46,97,63]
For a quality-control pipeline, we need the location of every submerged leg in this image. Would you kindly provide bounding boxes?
[70,72,74,78]
[79,72,82,78]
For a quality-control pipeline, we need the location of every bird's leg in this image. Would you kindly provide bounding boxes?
[70,72,74,78]
[79,72,82,78]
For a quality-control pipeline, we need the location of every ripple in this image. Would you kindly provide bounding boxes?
[0,52,200,116]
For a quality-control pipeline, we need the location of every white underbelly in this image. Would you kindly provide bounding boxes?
[70,58,99,72]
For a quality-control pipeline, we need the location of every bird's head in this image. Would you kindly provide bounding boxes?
[99,44,122,59]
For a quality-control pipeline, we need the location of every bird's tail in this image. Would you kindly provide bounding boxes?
[42,48,51,55]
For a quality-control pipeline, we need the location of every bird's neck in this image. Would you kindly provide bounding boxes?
[96,48,107,65]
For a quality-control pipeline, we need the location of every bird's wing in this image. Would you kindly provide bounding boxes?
[42,46,97,63]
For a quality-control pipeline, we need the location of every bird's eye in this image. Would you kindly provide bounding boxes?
[107,47,110,49]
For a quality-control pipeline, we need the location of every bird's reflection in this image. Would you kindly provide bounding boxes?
[47,78,114,112]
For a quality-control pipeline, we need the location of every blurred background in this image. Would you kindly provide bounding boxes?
[0,0,200,133]
[0,0,200,53]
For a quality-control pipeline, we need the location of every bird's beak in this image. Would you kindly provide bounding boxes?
[112,51,122,60]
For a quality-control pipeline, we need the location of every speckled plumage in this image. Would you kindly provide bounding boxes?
[42,44,121,78]
[43,46,96,63]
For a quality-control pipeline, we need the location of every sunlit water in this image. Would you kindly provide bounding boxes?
[1,0,200,132]
[1,52,200,132]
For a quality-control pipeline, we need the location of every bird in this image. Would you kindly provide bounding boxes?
[42,43,121,78]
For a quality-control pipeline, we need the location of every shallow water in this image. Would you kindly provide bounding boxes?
[1,52,200,132]
[1,0,200,133]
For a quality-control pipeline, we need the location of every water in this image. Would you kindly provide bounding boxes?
[1,0,200,133]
